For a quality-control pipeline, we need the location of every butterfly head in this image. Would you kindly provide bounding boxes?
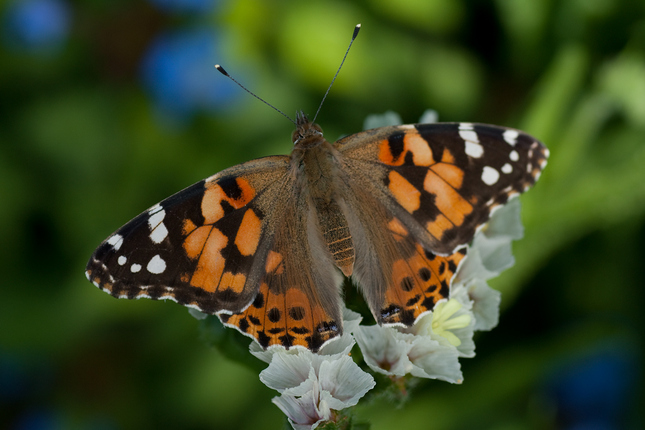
[292,111,324,148]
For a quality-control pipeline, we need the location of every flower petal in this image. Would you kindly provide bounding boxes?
[272,389,327,430]
[354,324,414,376]
[260,352,314,392]
[318,355,376,407]
[408,337,463,383]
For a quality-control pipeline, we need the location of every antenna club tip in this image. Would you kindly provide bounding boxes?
[353,24,361,38]
[215,64,228,76]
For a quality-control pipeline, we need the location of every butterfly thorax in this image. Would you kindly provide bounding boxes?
[290,113,356,277]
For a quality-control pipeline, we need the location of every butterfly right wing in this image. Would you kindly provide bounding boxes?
[333,122,547,326]
[335,171,468,326]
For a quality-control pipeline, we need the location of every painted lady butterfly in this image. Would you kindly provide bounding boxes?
[85,27,548,352]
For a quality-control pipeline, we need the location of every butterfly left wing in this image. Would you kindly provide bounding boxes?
[85,156,292,316]
[86,154,345,351]
[334,122,547,325]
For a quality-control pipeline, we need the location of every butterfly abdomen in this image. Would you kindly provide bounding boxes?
[316,202,355,277]
[297,139,358,277]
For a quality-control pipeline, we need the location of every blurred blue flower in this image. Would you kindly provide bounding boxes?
[147,0,219,14]
[2,0,70,53]
[547,347,639,430]
[141,28,238,125]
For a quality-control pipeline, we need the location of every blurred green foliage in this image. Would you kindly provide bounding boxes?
[1,0,643,429]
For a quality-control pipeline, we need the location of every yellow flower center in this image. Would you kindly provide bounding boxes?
[431,299,471,346]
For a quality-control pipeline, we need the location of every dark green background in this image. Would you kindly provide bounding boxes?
[1,0,643,429]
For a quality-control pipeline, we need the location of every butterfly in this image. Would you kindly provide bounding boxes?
[86,109,548,351]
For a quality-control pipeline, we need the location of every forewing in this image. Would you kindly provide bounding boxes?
[336,122,548,254]
[86,156,291,316]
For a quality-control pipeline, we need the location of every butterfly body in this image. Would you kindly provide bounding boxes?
[86,115,548,351]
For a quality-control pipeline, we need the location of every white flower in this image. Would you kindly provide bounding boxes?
[269,355,375,430]
[410,299,476,358]
[352,324,414,376]
[353,323,463,383]
[363,110,402,129]
[418,109,438,124]
[452,279,501,331]
[452,198,524,331]
[406,336,462,383]
[187,308,208,320]
[253,309,375,430]
[363,109,438,131]
[454,198,523,284]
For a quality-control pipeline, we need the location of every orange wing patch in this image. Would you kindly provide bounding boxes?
[378,131,435,166]
[387,217,409,241]
[380,245,466,326]
[234,209,261,256]
[265,250,284,274]
[201,177,256,224]
[182,223,251,298]
[220,272,247,294]
[423,169,473,238]
[184,226,227,292]
[388,171,421,212]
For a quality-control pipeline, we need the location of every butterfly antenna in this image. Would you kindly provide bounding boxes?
[312,24,361,123]
[215,64,296,125]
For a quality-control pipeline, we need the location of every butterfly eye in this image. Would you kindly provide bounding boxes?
[291,129,303,144]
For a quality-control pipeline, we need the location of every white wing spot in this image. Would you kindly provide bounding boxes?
[503,130,519,146]
[460,130,483,158]
[465,140,484,158]
[148,209,166,229]
[147,255,166,274]
[118,255,127,265]
[501,163,513,174]
[148,203,164,215]
[482,166,500,185]
[107,234,123,251]
[459,130,479,143]
[131,263,142,273]
[85,270,91,281]
[544,148,550,158]
[150,223,168,244]
[458,123,474,130]
[509,150,519,161]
